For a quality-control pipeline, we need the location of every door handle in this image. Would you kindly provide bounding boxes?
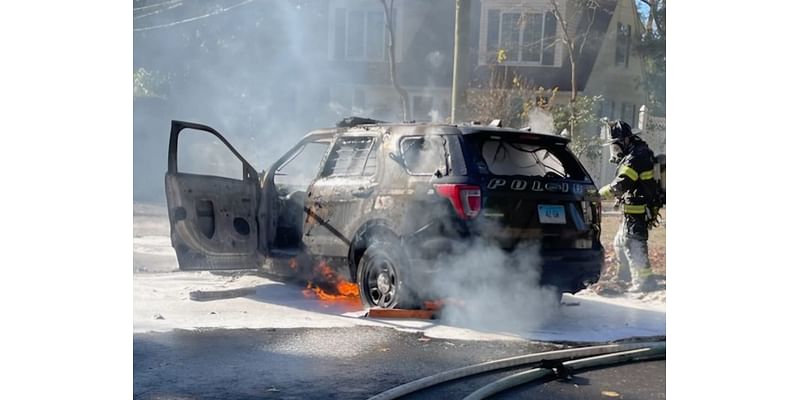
[351,186,375,198]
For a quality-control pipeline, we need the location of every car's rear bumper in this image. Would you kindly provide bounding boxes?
[539,248,603,293]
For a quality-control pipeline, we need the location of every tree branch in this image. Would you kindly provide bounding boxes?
[578,0,598,56]
[640,0,665,35]
[379,0,410,120]
[549,0,576,103]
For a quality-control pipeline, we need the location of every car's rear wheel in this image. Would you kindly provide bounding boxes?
[356,241,414,309]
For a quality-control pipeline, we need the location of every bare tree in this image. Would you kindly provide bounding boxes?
[640,0,665,35]
[548,0,605,137]
[379,0,410,120]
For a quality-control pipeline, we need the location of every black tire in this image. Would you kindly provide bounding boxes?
[356,241,415,309]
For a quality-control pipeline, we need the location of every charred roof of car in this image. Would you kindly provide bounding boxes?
[324,117,570,144]
[457,125,570,143]
[331,116,570,143]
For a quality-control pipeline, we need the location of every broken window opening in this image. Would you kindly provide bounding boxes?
[177,128,244,180]
[274,141,330,192]
[321,136,377,177]
[401,135,447,176]
[477,139,583,179]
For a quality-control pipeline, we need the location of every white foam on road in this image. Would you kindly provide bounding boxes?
[133,270,664,342]
[133,271,519,341]
[134,203,665,343]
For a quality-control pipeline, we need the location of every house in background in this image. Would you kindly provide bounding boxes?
[321,0,648,127]
[580,0,649,126]
[132,0,652,200]
[322,0,456,122]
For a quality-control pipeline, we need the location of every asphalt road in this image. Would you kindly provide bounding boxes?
[134,327,664,400]
[496,360,666,400]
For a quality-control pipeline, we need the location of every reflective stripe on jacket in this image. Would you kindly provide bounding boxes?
[600,140,658,214]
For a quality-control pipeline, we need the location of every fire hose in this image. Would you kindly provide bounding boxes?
[463,343,665,400]
[366,341,665,400]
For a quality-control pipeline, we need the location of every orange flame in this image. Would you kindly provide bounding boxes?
[302,261,360,304]
[288,257,298,270]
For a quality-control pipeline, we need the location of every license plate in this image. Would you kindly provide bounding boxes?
[538,204,566,224]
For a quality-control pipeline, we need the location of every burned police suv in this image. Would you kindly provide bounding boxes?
[165,118,604,308]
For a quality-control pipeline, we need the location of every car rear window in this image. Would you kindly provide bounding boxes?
[470,137,586,180]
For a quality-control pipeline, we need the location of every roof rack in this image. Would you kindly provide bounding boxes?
[336,116,386,128]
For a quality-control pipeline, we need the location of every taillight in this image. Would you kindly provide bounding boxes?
[593,201,601,223]
[433,184,482,220]
[581,201,592,224]
[581,200,602,224]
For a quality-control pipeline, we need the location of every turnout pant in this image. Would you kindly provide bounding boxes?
[613,213,652,289]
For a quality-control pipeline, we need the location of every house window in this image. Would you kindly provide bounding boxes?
[486,10,557,65]
[615,23,631,67]
[333,9,386,61]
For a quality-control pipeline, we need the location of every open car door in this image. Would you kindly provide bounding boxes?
[165,120,264,270]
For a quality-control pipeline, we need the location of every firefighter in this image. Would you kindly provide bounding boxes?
[599,120,659,292]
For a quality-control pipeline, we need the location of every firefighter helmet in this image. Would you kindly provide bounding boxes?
[604,120,634,146]
[604,120,635,164]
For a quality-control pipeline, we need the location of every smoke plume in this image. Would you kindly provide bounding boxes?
[134,0,459,202]
[527,107,555,134]
[424,238,559,334]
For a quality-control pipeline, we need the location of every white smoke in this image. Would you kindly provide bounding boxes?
[527,107,555,134]
[425,50,445,69]
[425,238,560,334]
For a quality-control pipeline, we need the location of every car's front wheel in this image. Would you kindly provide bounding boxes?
[356,241,414,309]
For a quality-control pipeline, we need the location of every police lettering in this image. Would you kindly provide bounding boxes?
[487,178,569,193]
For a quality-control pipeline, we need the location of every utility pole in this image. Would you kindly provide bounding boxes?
[450,0,472,124]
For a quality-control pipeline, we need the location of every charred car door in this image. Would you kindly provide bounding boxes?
[165,120,263,270]
[304,134,380,258]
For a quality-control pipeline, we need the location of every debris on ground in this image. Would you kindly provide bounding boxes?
[189,287,256,302]
[367,308,438,320]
